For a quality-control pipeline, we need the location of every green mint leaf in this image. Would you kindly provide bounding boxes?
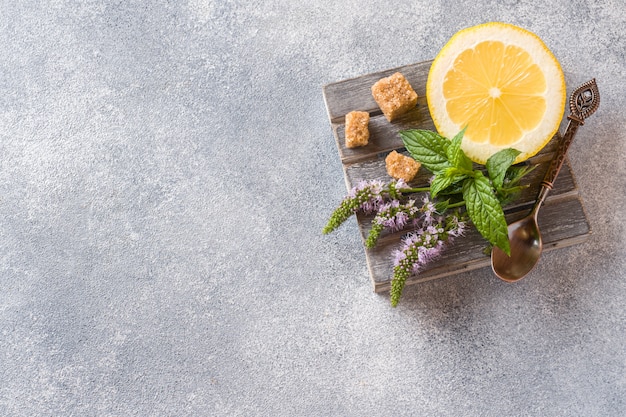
[505,164,537,187]
[446,128,473,171]
[497,184,530,205]
[430,167,467,197]
[437,181,464,196]
[434,199,450,213]
[462,171,510,255]
[400,129,450,173]
[497,164,536,204]
[486,148,521,191]
[430,173,454,197]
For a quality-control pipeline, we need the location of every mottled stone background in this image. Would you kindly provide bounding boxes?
[1,1,624,415]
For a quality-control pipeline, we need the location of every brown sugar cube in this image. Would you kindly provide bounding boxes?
[385,150,421,182]
[371,72,418,121]
[344,111,370,148]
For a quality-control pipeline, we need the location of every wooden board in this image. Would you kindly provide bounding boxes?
[322,60,591,293]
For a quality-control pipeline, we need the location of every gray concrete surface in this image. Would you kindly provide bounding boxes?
[1,1,625,415]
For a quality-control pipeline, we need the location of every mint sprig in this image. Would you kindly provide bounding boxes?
[462,171,510,255]
[400,129,531,256]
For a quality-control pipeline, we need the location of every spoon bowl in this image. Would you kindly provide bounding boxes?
[491,213,542,282]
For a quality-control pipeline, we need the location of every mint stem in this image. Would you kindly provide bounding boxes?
[403,187,430,193]
[447,200,466,208]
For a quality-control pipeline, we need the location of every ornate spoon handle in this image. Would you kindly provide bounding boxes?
[540,79,600,192]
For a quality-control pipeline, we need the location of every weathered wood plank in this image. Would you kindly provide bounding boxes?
[333,103,435,164]
[368,195,590,292]
[322,60,433,123]
[332,108,561,165]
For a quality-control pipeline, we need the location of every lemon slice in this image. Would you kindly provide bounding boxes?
[426,22,566,164]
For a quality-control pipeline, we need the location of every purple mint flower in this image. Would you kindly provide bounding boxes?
[447,216,467,238]
[324,179,390,234]
[392,248,405,265]
[426,224,439,236]
[393,211,409,229]
[378,200,399,227]
[416,242,443,267]
[394,178,410,191]
[347,180,366,198]
[345,179,385,214]
[422,196,436,222]
[393,212,465,273]
[393,232,425,268]
[390,210,467,306]
[373,199,418,232]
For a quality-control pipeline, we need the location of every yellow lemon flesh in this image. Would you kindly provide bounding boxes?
[426,22,566,164]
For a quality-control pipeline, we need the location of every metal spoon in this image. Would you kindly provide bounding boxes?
[491,79,600,282]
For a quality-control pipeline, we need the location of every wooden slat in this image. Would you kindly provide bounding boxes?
[343,140,573,196]
[334,104,436,164]
[323,60,433,123]
[368,195,590,292]
[322,59,592,292]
